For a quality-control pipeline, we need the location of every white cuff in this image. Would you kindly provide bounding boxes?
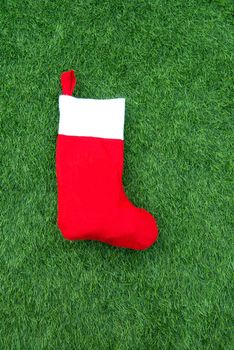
[58,95,125,140]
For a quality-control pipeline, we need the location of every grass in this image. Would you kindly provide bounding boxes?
[0,0,233,349]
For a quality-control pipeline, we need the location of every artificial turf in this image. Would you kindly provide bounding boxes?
[1,0,233,349]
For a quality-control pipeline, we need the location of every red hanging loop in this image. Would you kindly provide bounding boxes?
[60,70,76,96]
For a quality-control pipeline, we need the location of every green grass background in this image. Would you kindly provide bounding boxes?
[1,0,233,349]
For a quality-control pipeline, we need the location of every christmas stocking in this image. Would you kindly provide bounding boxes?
[56,70,158,250]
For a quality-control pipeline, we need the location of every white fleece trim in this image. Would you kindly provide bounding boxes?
[58,95,125,140]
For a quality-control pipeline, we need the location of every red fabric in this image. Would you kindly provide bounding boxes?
[56,135,158,250]
[56,70,158,250]
[61,70,76,95]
